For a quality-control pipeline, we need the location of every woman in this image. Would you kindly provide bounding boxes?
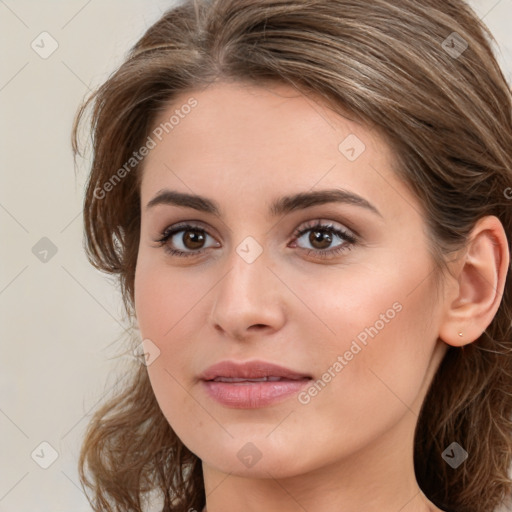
[72,0,512,511]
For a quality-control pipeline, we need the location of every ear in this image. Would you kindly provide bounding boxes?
[438,215,510,347]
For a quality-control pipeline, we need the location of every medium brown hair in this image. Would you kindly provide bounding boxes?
[72,0,512,510]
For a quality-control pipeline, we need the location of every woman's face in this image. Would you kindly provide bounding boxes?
[134,81,449,479]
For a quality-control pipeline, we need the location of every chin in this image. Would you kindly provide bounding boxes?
[196,436,308,478]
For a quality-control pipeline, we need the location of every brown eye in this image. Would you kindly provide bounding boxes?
[180,229,207,250]
[306,229,333,250]
[155,223,220,257]
[292,220,357,259]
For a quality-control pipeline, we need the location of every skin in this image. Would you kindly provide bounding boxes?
[133,80,509,512]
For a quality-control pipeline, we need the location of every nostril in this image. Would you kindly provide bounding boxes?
[250,324,268,330]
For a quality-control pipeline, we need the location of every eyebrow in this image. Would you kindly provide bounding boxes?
[146,188,382,218]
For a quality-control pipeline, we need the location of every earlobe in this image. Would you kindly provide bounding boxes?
[438,215,509,348]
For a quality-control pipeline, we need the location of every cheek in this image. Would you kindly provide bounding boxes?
[134,258,202,340]
[295,253,438,436]
[134,262,200,441]
[134,258,208,406]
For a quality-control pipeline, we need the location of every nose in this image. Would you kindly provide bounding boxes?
[209,245,287,342]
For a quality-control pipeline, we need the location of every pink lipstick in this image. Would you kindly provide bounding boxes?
[199,360,312,408]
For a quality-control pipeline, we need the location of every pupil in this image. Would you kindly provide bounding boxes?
[310,230,332,249]
[184,230,204,249]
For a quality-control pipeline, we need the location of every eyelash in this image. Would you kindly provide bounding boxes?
[154,220,357,260]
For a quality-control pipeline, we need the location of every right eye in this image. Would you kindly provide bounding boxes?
[155,223,220,258]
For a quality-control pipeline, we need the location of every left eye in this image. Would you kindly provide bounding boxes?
[293,225,352,250]
[290,220,357,258]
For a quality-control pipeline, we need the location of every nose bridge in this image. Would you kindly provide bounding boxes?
[209,234,286,337]
[219,234,273,304]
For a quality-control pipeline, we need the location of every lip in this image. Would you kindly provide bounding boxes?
[199,360,312,408]
[199,360,312,381]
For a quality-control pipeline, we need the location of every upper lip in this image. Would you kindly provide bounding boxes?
[200,360,312,381]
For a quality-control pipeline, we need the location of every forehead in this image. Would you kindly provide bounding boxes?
[147,80,379,158]
[139,81,417,225]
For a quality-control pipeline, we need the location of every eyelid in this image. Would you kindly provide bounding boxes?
[155,222,220,247]
[292,218,356,239]
[156,219,218,239]
[154,217,356,243]
[154,218,359,261]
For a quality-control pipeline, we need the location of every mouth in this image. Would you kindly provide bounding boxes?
[199,360,312,408]
[209,376,309,383]
[199,359,313,382]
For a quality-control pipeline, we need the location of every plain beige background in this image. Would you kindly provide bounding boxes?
[0,1,511,511]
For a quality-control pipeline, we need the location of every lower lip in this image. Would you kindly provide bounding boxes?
[202,379,311,408]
